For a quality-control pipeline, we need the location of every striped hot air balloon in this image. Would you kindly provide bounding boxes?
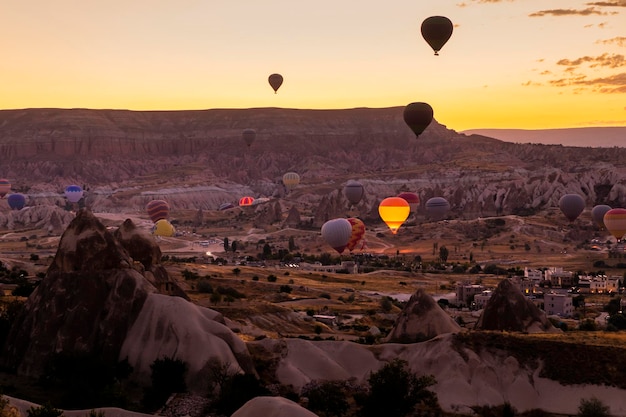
[378,197,410,234]
[239,196,255,206]
[604,208,626,241]
[425,197,450,221]
[346,218,366,252]
[146,200,170,223]
[0,179,10,198]
[282,172,300,191]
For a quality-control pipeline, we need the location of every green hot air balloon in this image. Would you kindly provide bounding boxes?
[403,102,433,138]
[421,16,453,56]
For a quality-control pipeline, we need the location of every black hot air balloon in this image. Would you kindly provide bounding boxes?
[403,102,433,138]
[421,16,453,56]
[268,73,283,93]
[558,194,585,222]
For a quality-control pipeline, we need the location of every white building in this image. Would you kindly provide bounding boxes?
[474,290,493,309]
[544,292,574,317]
[524,267,544,283]
[456,281,486,307]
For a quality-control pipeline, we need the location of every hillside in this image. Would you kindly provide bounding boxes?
[1,108,625,224]
[460,127,626,148]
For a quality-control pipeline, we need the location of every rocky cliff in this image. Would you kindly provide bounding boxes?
[0,108,624,220]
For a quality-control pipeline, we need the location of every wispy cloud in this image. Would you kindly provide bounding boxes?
[597,36,626,47]
[529,7,613,16]
[586,1,626,7]
[549,72,626,93]
[556,53,625,69]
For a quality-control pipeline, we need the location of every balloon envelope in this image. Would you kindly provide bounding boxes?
[558,194,585,222]
[591,205,612,229]
[403,102,433,138]
[268,73,283,93]
[239,196,255,206]
[153,219,176,237]
[604,208,626,241]
[0,179,10,198]
[7,193,26,210]
[425,197,450,220]
[282,172,300,191]
[379,197,410,234]
[346,218,366,252]
[321,218,353,254]
[397,192,420,213]
[64,185,84,203]
[146,200,170,223]
[421,16,453,55]
[242,129,256,147]
[344,180,365,206]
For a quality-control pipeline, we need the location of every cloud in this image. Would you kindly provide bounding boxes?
[529,7,611,16]
[556,53,625,69]
[596,36,626,47]
[549,72,626,93]
[456,0,513,5]
[586,1,626,6]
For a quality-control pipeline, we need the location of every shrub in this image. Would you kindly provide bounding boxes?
[577,397,610,417]
[303,381,350,417]
[279,285,292,293]
[213,374,270,416]
[142,356,188,411]
[196,280,213,293]
[358,359,438,417]
[26,404,64,417]
[267,275,277,282]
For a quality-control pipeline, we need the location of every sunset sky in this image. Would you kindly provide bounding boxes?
[1,0,624,131]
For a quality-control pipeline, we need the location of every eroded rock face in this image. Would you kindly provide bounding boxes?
[1,209,249,384]
[385,289,462,343]
[2,209,156,376]
[475,279,559,333]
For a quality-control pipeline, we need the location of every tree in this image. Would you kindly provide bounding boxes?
[439,246,449,263]
[231,241,237,252]
[577,397,610,417]
[142,356,188,411]
[223,237,229,252]
[359,359,438,417]
[304,381,350,417]
[288,236,296,252]
[26,404,64,417]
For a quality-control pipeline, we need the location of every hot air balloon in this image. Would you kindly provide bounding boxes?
[7,193,26,210]
[379,197,410,234]
[403,102,433,138]
[321,218,353,254]
[242,129,256,147]
[604,208,626,241]
[558,194,585,222]
[239,196,255,206]
[283,172,300,191]
[268,73,283,93]
[425,197,450,220]
[153,219,176,237]
[344,180,365,206]
[346,218,366,252]
[591,204,612,229]
[397,192,420,214]
[64,185,84,203]
[0,179,10,198]
[421,16,453,56]
[146,199,170,223]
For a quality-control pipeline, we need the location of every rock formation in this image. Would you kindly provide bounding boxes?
[475,279,560,333]
[1,209,254,389]
[231,396,319,417]
[385,289,462,343]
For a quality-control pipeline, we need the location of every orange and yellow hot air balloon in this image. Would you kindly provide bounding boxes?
[604,208,626,242]
[378,197,410,234]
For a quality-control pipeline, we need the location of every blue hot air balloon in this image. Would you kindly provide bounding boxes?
[64,185,84,203]
[7,193,26,210]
